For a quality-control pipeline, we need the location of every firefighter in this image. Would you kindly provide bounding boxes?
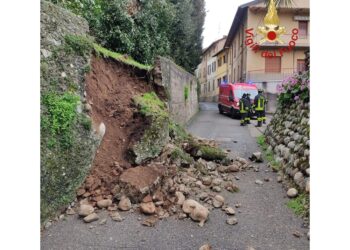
[244,93,252,124]
[239,93,248,126]
[254,89,267,127]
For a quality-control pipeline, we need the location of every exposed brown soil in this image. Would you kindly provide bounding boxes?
[82,55,152,202]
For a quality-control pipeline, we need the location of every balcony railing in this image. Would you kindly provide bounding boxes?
[246,69,297,82]
[258,33,309,48]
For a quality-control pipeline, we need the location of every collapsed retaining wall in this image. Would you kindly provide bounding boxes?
[264,100,310,193]
[152,57,198,125]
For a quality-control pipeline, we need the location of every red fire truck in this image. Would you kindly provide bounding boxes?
[218,82,258,118]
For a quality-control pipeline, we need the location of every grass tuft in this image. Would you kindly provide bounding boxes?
[93,43,152,71]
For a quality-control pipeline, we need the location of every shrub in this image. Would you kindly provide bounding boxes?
[287,193,309,217]
[133,92,168,119]
[64,34,93,57]
[184,85,189,101]
[276,71,310,106]
[42,92,80,148]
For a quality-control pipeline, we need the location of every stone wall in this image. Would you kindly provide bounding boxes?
[152,57,198,125]
[264,100,310,193]
[41,1,100,223]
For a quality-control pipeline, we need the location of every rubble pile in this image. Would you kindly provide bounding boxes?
[67,137,252,227]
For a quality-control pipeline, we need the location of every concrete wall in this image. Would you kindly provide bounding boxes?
[153,57,198,125]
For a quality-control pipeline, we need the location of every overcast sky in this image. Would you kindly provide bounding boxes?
[202,0,252,48]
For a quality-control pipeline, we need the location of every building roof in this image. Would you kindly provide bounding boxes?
[202,36,227,55]
[224,0,263,48]
[213,47,228,57]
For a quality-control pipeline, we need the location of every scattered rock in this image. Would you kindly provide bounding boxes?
[255,180,263,185]
[118,197,132,211]
[198,192,209,201]
[292,231,302,238]
[234,176,240,180]
[277,176,283,183]
[235,203,241,208]
[99,218,107,225]
[264,177,270,182]
[175,191,185,205]
[225,207,235,215]
[212,186,221,192]
[307,231,310,240]
[142,194,153,203]
[305,168,310,176]
[249,152,263,162]
[201,177,212,186]
[110,211,123,222]
[214,195,225,203]
[77,188,86,196]
[287,188,298,198]
[226,164,240,173]
[41,49,52,58]
[83,213,99,223]
[199,244,212,250]
[78,204,94,217]
[217,165,227,173]
[97,199,112,209]
[66,208,76,215]
[213,200,223,208]
[44,221,52,229]
[226,217,238,225]
[142,216,158,227]
[212,178,222,186]
[178,213,187,220]
[182,199,209,227]
[140,202,156,215]
[305,179,310,193]
[236,157,248,165]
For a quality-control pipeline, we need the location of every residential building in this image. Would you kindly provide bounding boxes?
[214,47,229,88]
[224,0,310,112]
[196,36,227,102]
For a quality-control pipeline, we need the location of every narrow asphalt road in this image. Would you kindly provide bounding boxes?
[41,102,309,250]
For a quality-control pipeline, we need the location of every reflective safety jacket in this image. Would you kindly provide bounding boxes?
[254,94,266,111]
[239,99,248,113]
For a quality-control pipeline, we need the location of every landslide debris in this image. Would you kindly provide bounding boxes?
[58,49,252,227]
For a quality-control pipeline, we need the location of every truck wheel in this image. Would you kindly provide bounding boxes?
[230,108,235,119]
[218,105,224,114]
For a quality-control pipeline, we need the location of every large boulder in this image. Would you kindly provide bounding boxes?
[119,165,168,203]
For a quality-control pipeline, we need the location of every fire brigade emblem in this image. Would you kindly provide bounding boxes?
[257,0,286,44]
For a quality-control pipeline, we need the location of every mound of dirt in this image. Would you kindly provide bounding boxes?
[82,55,152,200]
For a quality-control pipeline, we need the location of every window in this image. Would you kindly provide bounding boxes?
[218,57,222,67]
[299,21,308,36]
[234,89,258,99]
[223,75,227,83]
[212,80,215,91]
[217,78,221,86]
[265,57,281,72]
[223,55,227,64]
[297,59,306,72]
[234,41,237,58]
[212,62,216,72]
